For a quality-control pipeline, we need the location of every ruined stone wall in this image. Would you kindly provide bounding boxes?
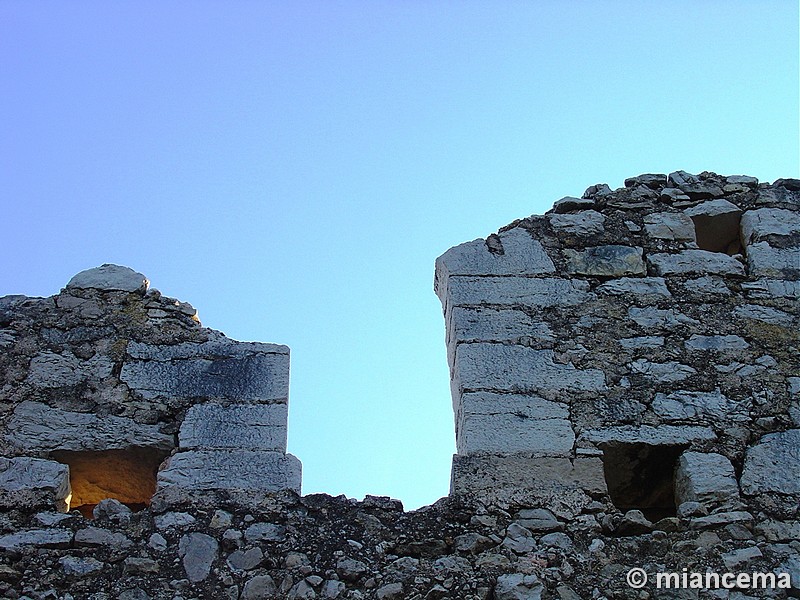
[0,172,798,600]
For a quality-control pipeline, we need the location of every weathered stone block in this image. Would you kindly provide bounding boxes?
[684,334,749,352]
[26,351,113,388]
[5,401,174,453]
[745,242,799,279]
[434,228,555,300]
[452,344,605,395]
[740,429,800,496]
[157,450,302,494]
[674,452,739,507]
[446,307,554,347]
[648,250,745,277]
[597,277,671,299]
[121,338,290,402]
[0,457,71,512]
[652,390,748,423]
[628,307,698,329]
[548,210,605,236]
[644,212,696,242]
[66,264,149,293]
[445,277,593,309]
[740,208,800,244]
[579,425,716,447]
[563,245,645,277]
[0,529,73,552]
[179,403,288,451]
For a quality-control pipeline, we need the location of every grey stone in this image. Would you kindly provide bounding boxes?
[644,212,696,241]
[321,580,346,598]
[628,307,699,329]
[615,510,653,536]
[92,498,133,521]
[553,195,597,211]
[539,532,572,550]
[580,425,716,447]
[755,520,800,542]
[619,336,664,349]
[726,175,759,186]
[66,264,148,293]
[227,547,264,571]
[684,334,749,352]
[597,277,671,298]
[548,210,605,236]
[242,575,278,600]
[34,511,73,526]
[336,557,368,581]
[502,522,535,554]
[0,456,70,511]
[494,573,543,600]
[287,580,316,599]
[721,547,763,569]
[123,557,159,574]
[517,508,562,532]
[59,556,104,576]
[648,250,745,277]
[629,359,696,382]
[158,450,301,493]
[740,429,800,495]
[148,533,167,551]
[689,511,754,530]
[625,174,666,188]
[457,411,574,455]
[74,527,132,551]
[674,452,739,507]
[684,275,731,296]
[653,390,748,423]
[154,512,196,530]
[452,345,605,395]
[0,529,72,551]
[6,401,173,453]
[178,533,218,583]
[564,245,645,277]
[742,279,800,299]
[677,182,725,200]
[445,276,593,309]
[740,208,800,244]
[245,522,286,542]
[434,228,555,299]
[180,403,288,451]
[745,242,799,279]
[734,304,795,326]
[121,339,290,403]
[25,351,113,388]
[376,582,404,600]
[446,307,554,356]
[660,187,690,202]
[453,532,494,554]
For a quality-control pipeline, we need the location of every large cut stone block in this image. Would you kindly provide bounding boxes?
[740,429,800,496]
[579,425,716,447]
[434,228,555,301]
[157,450,301,494]
[445,277,593,310]
[563,245,645,277]
[450,454,607,496]
[121,338,289,402]
[674,452,739,507]
[548,210,606,236]
[648,250,745,277]
[452,344,605,395]
[5,401,174,453]
[652,390,748,423]
[0,457,71,512]
[740,208,800,245]
[66,264,149,294]
[180,403,288,451]
[745,242,800,279]
[644,212,696,242]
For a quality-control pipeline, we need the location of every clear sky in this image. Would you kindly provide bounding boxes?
[1,1,798,509]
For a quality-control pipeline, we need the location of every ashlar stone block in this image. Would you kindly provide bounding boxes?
[0,457,71,512]
[445,277,593,310]
[740,429,800,496]
[745,242,799,279]
[644,212,696,242]
[740,208,800,245]
[648,250,745,277]
[179,403,288,451]
[674,452,739,507]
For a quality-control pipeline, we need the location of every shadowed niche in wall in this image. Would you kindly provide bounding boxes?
[51,448,170,518]
[601,443,685,521]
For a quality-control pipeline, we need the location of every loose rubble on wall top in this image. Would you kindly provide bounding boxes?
[1,172,799,599]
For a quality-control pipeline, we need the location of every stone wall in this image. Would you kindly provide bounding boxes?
[0,172,798,600]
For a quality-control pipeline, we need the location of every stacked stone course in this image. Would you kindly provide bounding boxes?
[0,172,797,599]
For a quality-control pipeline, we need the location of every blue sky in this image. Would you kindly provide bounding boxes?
[1,1,798,509]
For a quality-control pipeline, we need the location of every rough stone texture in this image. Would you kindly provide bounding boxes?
[563,245,645,276]
[0,457,70,511]
[66,264,149,293]
[648,249,746,276]
[741,429,800,496]
[643,212,696,241]
[157,450,302,494]
[674,452,739,507]
[179,402,288,451]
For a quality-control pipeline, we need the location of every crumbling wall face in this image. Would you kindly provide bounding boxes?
[0,264,300,516]
[436,172,799,523]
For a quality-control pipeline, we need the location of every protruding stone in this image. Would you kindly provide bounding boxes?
[741,429,800,496]
[648,250,745,277]
[178,533,218,583]
[180,403,288,451]
[548,210,605,236]
[644,212,696,242]
[674,452,739,507]
[552,196,595,213]
[745,242,800,279]
[66,264,149,294]
[0,457,71,512]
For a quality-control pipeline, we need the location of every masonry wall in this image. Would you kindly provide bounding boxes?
[0,172,798,600]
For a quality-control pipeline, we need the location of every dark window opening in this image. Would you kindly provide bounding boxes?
[51,448,169,518]
[601,443,685,522]
[688,211,742,255]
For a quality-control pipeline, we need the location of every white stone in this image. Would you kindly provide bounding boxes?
[742,279,800,299]
[6,401,173,453]
[446,307,554,347]
[0,457,71,511]
[579,425,716,447]
[453,344,605,395]
[629,359,696,382]
[445,277,593,309]
[745,242,799,279]
[597,277,671,298]
[653,390,748,423]
[628,307,699,329]
[740,208,800,244]
[26,351,113,388]
[644,212,696,241]
[740,429,800,495]
[674,452,739,506]
[66,264,149,293]
[548,210,605,236]
[180,403,288,451]
[648,250,745,277]
[734,304,795,326]
[157,450,302,494]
